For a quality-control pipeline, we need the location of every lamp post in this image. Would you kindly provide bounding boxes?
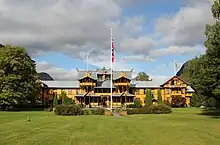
[86,48,95,72]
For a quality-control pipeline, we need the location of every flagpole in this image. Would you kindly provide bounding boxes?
[174,60,177,76]
[110,28,113,111]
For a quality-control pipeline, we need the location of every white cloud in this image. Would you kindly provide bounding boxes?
[0,0,121,58]
[122,55,155,62]
[123,16,145,35]
[120,36,155,54]
[150,45,205,57]
[0,0,215,80]
[36,61,78,80]
[155,0,212,46]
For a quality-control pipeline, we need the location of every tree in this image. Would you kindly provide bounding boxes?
[61,91,73,105]
[0,45,39,108]
[53,93,58,107]
[145,89,152,106]
[157,89,162,104]
[178,1,220,105]
[135,72,150,81]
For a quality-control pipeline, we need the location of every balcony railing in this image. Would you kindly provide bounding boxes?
[114,82,130,86]
[80,82,96,86]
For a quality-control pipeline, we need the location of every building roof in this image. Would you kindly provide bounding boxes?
[131,76,170,88]
[186,86,195,93]
[76,68,132,80]
[40,75,195,91]
[95,80,116,88]
[42,81,80,88]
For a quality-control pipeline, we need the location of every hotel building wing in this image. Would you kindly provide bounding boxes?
[40,68,195,107]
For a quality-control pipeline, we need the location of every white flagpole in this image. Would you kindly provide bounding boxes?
[174,61,177,76]
[110,28,113,110]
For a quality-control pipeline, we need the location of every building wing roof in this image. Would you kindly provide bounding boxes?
[186,86,195,92]
[95,80,116,88]
[41,81,80,88]
[77,71,97,80]
[131,76,170,88]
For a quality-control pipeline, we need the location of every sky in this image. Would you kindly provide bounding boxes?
[0,0,213,80]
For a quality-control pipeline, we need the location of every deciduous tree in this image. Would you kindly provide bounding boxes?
[0,45,39,108]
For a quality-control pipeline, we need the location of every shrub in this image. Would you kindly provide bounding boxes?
[164,100,171,106]
[127,99,142,108]
[157,90,162,104]
[136,107,149,114]
[126,108,137,115]
[92,108,105,115]
[53,95,58,107]
[148,104,172,114]
[54,104,83,116]
[146,89,153,106]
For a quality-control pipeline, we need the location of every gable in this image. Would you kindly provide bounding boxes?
[161,76,188,87]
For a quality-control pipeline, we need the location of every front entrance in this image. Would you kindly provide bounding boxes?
[101,97,107,107]
[121,96,126,105]
[85,96,90,105]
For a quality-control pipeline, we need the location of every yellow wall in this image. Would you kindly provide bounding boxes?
[42,76,193,107]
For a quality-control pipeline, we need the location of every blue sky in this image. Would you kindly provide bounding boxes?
[0,0,211,80]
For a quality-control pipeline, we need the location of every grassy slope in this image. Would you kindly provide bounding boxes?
[0,108,220,145]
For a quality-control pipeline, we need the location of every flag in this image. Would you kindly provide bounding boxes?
[111,37,115,63]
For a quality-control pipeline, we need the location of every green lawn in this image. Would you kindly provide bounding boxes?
[0,108,220,145]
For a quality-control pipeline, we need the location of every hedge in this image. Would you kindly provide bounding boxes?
[54,104,83,116]
[127,104,172,115]
[54,105,105,116]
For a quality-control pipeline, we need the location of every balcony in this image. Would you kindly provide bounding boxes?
[114,82,130,86]
[80,82,96,86]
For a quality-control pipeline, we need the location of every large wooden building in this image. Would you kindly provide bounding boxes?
[41,68,194,107]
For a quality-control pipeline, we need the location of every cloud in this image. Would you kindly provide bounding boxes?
[0,0,214,70]
[120,36,155,55]
[36,61,78,80]
[0,0,121,58]
[155,0,212,46]
[150,45,205,57]
[122,55,155,62]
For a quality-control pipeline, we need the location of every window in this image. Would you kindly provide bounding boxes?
[113,97,120,102]
[166,89,169,94]
[127,97,134,102]
[68,89,72,95]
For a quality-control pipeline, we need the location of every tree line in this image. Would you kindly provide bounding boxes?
[177,0,220,107]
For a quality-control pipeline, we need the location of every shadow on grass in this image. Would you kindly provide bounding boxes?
[197,108,220,119]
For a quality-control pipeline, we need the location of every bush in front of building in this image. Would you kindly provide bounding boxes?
[127,99,142,108]
[54,104,83,116]
[83,108,105,115]
[126,104,172,115]
[148,104,172,114]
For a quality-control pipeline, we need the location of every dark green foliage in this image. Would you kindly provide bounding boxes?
[54,104,83,116]
[83,108,105,115]
[39,72,53,81]
[176,1,220,106]
[171,96,186,108]
[157,90,162,104]
[126,104,172,115]
[190,94,206,107]
[146,89,152,106]
[61,91,73,105]
[53,94,58,107]
[0,45,39,108]
[147,104,172,114]
[127,99,142,108]
[126,108,138,115]
[163,100,171,106]
[135,72,150,81]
